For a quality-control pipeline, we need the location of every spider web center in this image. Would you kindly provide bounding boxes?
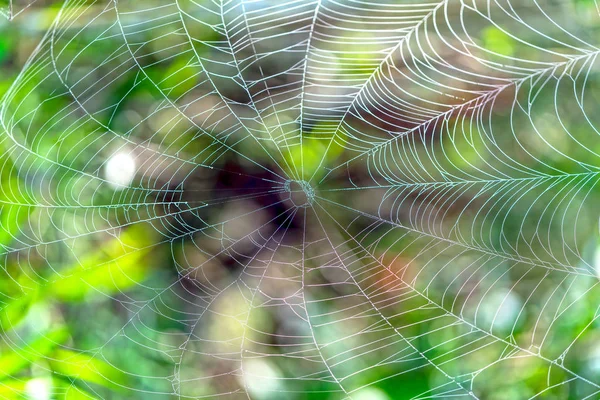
[284,179,314,208]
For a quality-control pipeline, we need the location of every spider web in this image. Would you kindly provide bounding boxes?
[0,0,42,20]
[1,0,600,399]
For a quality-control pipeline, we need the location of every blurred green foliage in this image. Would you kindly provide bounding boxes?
[0,1,600,400]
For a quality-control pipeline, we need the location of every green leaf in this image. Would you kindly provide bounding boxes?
[0,292,35,332]
[0,379,26,399]
[482,26,516,57]
[46,223,158,301]
[62,384,99,400]
[0,328,68,380]
[0,177,34,249]
[49,349,127,391]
